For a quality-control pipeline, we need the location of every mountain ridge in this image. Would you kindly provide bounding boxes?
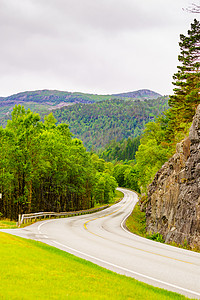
[0,88,162,104]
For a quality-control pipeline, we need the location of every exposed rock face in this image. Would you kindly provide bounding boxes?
[146,105,200,249]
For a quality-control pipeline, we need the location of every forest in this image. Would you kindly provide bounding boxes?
[53,96,169,150]
[0,106,117,220]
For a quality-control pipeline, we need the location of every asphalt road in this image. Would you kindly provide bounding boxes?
[1,188,200,298]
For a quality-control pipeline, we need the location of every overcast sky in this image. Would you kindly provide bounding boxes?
[0,0,199,97]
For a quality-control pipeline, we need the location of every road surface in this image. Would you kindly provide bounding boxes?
[1,188,200,298]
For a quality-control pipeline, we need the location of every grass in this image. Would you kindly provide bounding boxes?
[126,202,200,252]
[126,202,146,237]
[0,219,17,229]
[0,232,190,300]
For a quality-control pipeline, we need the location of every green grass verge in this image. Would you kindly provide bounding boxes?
[126,202,146,237]
[0,232,189,300]
[126,203,172,243]
[126,202,200,252]
[0,219,17,229]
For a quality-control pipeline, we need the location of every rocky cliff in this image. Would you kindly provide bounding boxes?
[146,105,200,249]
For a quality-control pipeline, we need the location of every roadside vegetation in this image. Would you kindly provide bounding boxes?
[126,203,165,243]
[0,219,17,229]
[126,202,200,252]
[0,232,189,300]
[126,203,146,237]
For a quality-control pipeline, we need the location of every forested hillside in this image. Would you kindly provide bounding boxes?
[53,96,169,151]
[0,89,161,126]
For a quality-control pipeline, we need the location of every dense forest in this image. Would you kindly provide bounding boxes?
[0,106,117,220]
[53,96,169,150]
[100,136,141,163]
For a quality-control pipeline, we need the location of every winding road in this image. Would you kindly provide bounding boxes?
[1,188,200,298]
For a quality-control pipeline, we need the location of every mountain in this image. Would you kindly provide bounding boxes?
[0,88,161,104]
[112,89,161,99]
[0,89,163,127]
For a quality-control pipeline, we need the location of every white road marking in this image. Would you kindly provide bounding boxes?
[51,239,200,298]
[37,216,200,298]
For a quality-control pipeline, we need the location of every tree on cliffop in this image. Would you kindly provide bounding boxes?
[168,19,200,134]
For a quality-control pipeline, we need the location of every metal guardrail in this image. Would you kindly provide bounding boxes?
[18,205,109,227]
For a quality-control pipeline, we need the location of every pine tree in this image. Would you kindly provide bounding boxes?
[168,19,200,132]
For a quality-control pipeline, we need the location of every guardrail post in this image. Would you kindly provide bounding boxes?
[18,214,21,227]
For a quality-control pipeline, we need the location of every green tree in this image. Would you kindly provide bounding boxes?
[5,105,42,214]
[168,19,200,135]
[135,140,169,192]
[94,172,117,205]
[113,164,131,187]
[124,168,140,193]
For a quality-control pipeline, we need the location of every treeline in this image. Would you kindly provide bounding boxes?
[0,106,117,220]
[53,96,169,151]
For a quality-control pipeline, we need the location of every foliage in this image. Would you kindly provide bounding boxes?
[112,163,140,193]
[146,232,165,243]
[53,97,169,151]
[0,105,117,220]
[134,121,172,192]
[168,19,200,138]
[94,172,118,205]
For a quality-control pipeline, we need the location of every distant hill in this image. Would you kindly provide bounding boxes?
[0,88,161,104]
[0,89,162,126]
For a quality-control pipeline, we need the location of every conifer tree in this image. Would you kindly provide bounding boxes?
[168,19,200,132]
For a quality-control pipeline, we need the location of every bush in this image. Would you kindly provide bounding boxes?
[147,232,165,243]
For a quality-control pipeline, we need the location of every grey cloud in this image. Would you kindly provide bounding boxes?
[0,0,183,40]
